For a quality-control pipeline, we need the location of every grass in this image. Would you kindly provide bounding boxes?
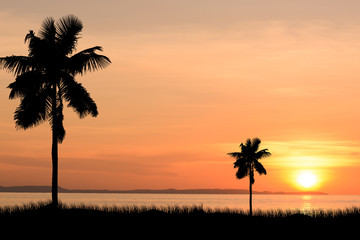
[1,202,359,236]
[1,201,360,221]
[1,201,360,218]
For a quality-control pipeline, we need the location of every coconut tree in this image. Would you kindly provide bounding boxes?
[227,138,271,216]
[0,15,111,206]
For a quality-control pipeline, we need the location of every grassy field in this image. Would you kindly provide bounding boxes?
[1,202,359,237]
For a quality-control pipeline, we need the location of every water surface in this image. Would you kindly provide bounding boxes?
[1,192,359,211]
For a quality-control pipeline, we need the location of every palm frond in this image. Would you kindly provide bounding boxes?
[255,149,271,160]
[68,46,111,75]
[60,74,98,118]
[8,71,46,99]
[0,56,34,76]
[227,152,242,159]
[14,89,51,129]
[56,14,83,55]
[244,139,252,148]
[241,139,252,155]
[227,152,248,169]
[233,158,250,169]
[24,30,35,43]
[27,30,53,62]
[235,167,249,180]
[38,17,56,42]
[254,160,267,175]
[251,137,261,153]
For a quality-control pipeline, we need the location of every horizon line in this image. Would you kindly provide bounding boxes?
[0,185,329,195]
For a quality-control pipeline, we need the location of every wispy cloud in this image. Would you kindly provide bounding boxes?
[218,140,360,168]
[266,140,360,168]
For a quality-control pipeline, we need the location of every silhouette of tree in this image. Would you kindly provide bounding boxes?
[227,138,271,216]
[0,15,111,206]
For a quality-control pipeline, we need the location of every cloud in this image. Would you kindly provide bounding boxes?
[0,154,49,169]
[266,140,360,168]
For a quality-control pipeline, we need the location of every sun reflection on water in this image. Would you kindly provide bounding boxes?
[301,195,312,212]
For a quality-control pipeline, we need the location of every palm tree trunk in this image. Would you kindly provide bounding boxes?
[52,127,58,206]
[249,170,253,217]
[51,83,58,207]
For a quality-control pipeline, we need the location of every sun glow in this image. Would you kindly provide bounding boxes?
[297,171,318,188]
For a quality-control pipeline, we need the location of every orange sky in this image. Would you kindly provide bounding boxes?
[1,0,360,194]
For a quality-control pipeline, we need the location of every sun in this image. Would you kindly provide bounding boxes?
[297,171,317,188]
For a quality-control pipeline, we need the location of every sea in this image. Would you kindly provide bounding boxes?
[1,193,360,211]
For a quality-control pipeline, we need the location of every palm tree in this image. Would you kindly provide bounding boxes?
[0,15,111,206]
[227,138,271,216]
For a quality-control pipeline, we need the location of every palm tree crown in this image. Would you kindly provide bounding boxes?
[228,138,271,183]
[0,15,111,142]
[0,15,111,206]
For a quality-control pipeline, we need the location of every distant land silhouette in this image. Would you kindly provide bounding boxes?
[0,186,328,195]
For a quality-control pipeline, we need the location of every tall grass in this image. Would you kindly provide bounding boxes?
[1,201,360,219]
[0,201,51,215]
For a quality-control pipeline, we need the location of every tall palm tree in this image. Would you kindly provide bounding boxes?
[0,15,111,206]
[227,138,271,216]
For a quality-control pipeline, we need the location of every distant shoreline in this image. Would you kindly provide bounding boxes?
[0,186,328,195]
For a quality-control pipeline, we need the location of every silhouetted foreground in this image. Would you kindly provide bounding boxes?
[1,202,359,237]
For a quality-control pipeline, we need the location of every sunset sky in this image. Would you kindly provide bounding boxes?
[1,0,360,194]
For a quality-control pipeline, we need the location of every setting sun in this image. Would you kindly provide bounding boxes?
[297,171,318,188]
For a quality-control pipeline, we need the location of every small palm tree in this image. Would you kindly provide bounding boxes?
[0,15,111,206]
[227,137,271,216]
